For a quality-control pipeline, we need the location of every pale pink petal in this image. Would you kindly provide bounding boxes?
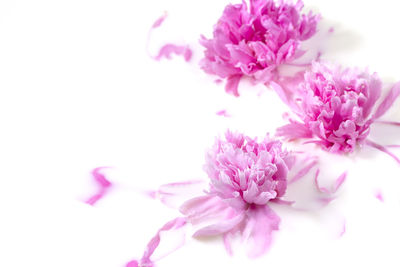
[339,221,346,237]
[276,122,313,140]
[374,190,384,202]
[375,120,400,127]
[126,217,187,267]
[180,195,231,225]
[223,231,235,256]
[269,81,291,106]
[193,212,245,237]
[366,139,400,164]
[85,167,112,206]
[289,159,318,184]
[152,12,168,29]
[314,169,329,194]
[372,81,400,120]
[225,74,242,96]
[216,109,231,117]
[332,172,347,193]
[154,44,192,62]
[362,73,382,117]
[155,180,206,209]
[315,169,347,195]
[242,205,280,258]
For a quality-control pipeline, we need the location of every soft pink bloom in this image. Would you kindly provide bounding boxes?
[277,61,400,156]
[200,0,320,96]
[179,131,296,257]
[204,131,293,209]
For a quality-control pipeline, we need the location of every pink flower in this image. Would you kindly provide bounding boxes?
[200,0,320,96]
[204,131,293,209]
[179,131,295,257]
[277,61,400,155]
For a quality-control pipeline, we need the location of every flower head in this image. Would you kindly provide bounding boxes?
[277,61,385,153]
[204,131,293,210]
[200,0,319,96]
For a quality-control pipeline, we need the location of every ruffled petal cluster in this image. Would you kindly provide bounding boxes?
[200,0,319,95]
[204,131,293,209]
[278,61,383,153]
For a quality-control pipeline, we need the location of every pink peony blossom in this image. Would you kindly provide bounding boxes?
[178,131,295,257]
[277,61,400,157]
[200,0,320,96]
[203,130,294,209]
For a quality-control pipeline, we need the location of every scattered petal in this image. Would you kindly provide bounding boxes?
[152,11,168,29]
[339,221,346,237]
[154,44,192,62]
[126,217,187,267]
[314,169,347,197]
[374,190,384,202]
[85,167,112,206]
[288,158,318,184]
[366,139,400,164]
[372,81,400,120]
[216,109,231,117]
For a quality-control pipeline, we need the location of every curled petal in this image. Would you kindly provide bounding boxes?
[242,205,280,258]
[372,81,400,120]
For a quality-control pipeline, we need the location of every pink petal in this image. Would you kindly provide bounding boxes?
[269,81,290,106]
[375,120,400,127]
[126,217,187,267]
[85,167,112,206]
[216,109,231,117]
[332,172,347,193]
[152,12,168,29]
[372,81,400,120]
[366,139,400,164]
[193,212,245,237]
[289,159,318,184]
[225,74,242,96]
[362,73,382,117]
[154,44,193,62]
[180,195,229,224]
[156,180,206,209]
[339,221,346,237]
[314,169,347,195]
[242,205,280,258]
[125,260,139,267]
[374,190,384,202]
[276,121,314,140]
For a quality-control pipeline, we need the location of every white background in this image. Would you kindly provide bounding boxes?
[1,0,400,266]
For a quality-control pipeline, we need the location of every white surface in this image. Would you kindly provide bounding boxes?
[1,0,400,266]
